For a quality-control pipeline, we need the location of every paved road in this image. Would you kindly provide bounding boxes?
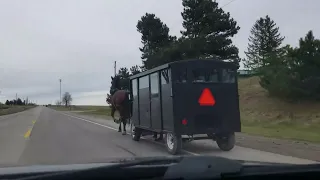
[0,107,41,166]
[0,107,317,167]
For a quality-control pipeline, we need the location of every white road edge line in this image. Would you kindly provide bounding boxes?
[61,113,199,156]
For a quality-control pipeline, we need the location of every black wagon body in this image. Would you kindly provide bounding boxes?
[129,59,241,154]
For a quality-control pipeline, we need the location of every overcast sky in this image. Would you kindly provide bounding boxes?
[0,0,319,105]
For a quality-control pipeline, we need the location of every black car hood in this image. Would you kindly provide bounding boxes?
[0,156,292,175]
[0,163,116,175]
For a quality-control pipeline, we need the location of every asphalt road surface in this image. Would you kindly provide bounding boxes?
[0,106,317,167]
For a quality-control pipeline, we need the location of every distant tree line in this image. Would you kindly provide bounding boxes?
[109,0,320,101]
[5,98,35,106]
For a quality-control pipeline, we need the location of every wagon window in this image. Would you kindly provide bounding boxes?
[150,73,159,97]
[221,69,236,83]
[161,69,170,85]
[131,79,138,97]
[192,69,218,83]
[175,68,187,83]
[139,75,149,89]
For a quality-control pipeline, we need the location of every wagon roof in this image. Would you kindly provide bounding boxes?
[129,58,237,80]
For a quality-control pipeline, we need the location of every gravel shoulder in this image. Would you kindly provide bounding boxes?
[236,133,320,162]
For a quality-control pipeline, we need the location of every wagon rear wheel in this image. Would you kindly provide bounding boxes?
[216,132,235,151]
[131,123,141,141]
[165,133,182,155]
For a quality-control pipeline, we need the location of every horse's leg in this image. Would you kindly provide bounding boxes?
[122,118,127,135]
[118,123,121,132]
[111,106,116,122]
[118,116,122,132]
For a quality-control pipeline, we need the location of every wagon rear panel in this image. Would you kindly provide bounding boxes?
[173,84,240,135]
[171,60,241,135]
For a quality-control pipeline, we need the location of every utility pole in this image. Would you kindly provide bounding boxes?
[59,79,62,105]
[114,61,117,76]
[16,93,17,101]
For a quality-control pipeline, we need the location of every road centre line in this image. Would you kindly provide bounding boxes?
[24,129,32,138]
[24,120,37,139]
[61,113,199,156]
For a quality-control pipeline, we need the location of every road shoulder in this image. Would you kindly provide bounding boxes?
[236,133,320,162]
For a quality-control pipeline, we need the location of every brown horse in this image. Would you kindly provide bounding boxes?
[106,89,131,135]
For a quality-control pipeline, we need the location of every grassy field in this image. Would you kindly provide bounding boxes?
[50,105,112,118]
[239,76,320,143]
[0,105,35,116]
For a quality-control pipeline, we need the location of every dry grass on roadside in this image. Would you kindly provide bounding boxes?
[239,76,320,143]
[77,106,111,117]
[0,105,35,116]
[50,105,111,118]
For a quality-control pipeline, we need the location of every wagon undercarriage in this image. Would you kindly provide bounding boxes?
[130,120,236,155]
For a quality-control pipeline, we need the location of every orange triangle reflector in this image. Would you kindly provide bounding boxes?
[198,88,215,106]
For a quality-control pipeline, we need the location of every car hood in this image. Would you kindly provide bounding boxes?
[0,163,116,175]
[0,156,292,175]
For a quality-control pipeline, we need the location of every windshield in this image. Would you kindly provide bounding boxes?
[0,0,319,170]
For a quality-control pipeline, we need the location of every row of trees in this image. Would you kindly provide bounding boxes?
[109,0,320,101]
[137,0,240,70]
[108,0,240,99]
[244,16,320,100]
[5,98,35,106]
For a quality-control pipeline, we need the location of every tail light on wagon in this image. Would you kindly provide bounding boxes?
[181,118,188,125]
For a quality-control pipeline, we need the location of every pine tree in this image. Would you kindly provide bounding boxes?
[130,65,141,75]
[244,15,285,70]
[117,67,130,91]
[180,0,240,60]
[287,30,320,99]
[137,13,175,69]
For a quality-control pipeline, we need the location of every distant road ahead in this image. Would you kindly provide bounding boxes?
[0,107,316,167]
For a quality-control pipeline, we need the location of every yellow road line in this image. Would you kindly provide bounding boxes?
[24,120,37,139]
[24,129,32,138]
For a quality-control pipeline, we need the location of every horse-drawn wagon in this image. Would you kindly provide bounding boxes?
[128,59,241,155]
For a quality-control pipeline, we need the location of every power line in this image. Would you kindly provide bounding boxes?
[221,0,237,8]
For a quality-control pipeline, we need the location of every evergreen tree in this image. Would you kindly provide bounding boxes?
[180,0,240,60]
[17,98,23,105]
[137,13,176,69]
[108,66,138,97]
[287,30,320,99]
[130,65,141,75]
[117,67,130,91]
[244,15,285,70]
